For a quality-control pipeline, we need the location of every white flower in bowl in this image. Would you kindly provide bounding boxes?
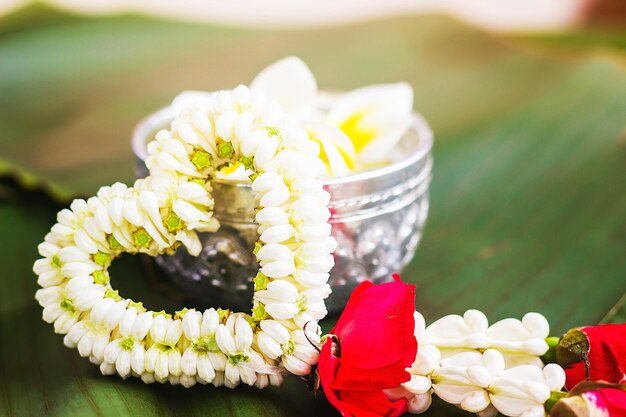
[171,56,414,176]
[251,56,414,176]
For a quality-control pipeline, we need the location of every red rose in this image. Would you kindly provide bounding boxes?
[318,275,417,417]
[556,324,626,390]
[551,382,626,417]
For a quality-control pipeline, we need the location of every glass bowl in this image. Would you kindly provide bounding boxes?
[132,105,433,314]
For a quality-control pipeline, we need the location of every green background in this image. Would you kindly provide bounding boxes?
[1,6,625,417]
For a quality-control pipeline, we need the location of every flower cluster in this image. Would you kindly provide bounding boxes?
[175,56,415,177]
[34,85,335,388]
[385,310,566,417]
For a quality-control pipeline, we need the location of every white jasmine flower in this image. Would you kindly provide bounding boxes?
[292,284,331,329]
[104,307,153,378]
[89,296,130,331]
[144,314,183,380]
[180,308,227,384]
[33,244,90,287]
[295,242,335,275]
[432,349,504,414]
[121,188,170,252]
[146,129,200,178]
[50,199,93,247]
[485,313,550,357]
[256,320,291,360]
[254,280,300,319]
[280,329,321,376]
[63,319,110,364]
[36,285,96,334]
[143,175,217,233]
[63,276,106,311]
[489,363,565,417]
[215,317,259,386]
[289,196,332,228]
[427,309,489,349]
[256,243,295,278]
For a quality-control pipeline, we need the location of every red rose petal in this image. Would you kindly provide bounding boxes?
[338,390,408,417]
[600,387,626,414]
[333,280,416,370]
[331,352,415,391]
[318,278,418,417]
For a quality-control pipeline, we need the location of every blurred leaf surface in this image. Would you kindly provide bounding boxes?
[1,5,625,417]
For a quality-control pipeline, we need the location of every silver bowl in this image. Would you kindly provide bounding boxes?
[132,106,433,314]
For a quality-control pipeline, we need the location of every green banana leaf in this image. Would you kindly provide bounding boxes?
[1,5,625,417]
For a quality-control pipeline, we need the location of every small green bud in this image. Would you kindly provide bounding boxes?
[128,301,146,313]
[191,150,212,170]
[60,298,76,313]
[251,302,268,321]
[121,337,135,351]
[174,307,190,320]
[133,228,152,248]
[190,177,206,187]
[228,352,249,365]
[93,251,111,267]
[541,336,560,364]
[217,308,230,324]
[164,212,183,232]
[282,339,296,356]
[218,142,234,158]
[244,316,257,330]
[265,126,280,137]
[153,310,172,319]
[556,328,590,369]
[107,234,123,251]
[253,241,263,256]
[104,289,122,301]
[241,156,253,170]
[296,295,308,313]
[253,272,269,291]
[92,270,110,285]
[51,254,62,268]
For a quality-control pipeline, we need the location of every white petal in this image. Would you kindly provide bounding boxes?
[131,312,153,340]
[282,355,310,376]
[259,187,291,207]
[116,350,132,378]
[104,339,123,364]
[181,348,198,376]
[257,332,283,359]
[197,355,216,383]
[164,320,183,346]
[250,56,317,118]
[224,362,240,385]
[264,303,299,320]
[155,353,170,380]
[234,317,253,351]
[131,347,145,375]
[201,308,220,335]
[182,310,201,340]
[168,350,182,376]
[215,325,236,354]
[260,225,294,244]
[261,261,295,278]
